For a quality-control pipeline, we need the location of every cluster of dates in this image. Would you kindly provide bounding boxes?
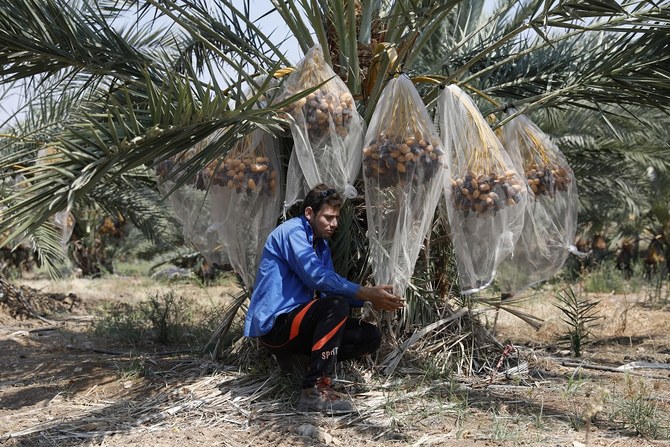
[280,88,356,140]
[154,151,277,196]
[207,155,278,196]
[363,134,444,188]
[451,170,524,217]
[155,150,195,185]
[525,163,571,198]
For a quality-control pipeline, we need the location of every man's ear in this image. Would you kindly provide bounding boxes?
[304,206,314,221]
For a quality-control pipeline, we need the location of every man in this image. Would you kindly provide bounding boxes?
[244,184,404,414]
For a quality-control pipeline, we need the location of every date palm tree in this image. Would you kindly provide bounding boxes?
[1,0,669,361]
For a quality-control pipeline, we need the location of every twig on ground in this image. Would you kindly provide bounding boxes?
[560,360,670,379]
[488,343,516,383]
[64,345,195,356]
[381,308,469,376]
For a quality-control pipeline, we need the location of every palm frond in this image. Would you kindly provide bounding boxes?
[271,0,315,57]
[0,0,669,352]
[531,105,670,226]
[85,170,181,247]
[0,59,284,245]
[329,194,370,284]
[155,0,288,74]
[458,4,670,117]
[0,0,178,84]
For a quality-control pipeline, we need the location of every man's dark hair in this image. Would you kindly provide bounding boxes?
[302,184,343,215]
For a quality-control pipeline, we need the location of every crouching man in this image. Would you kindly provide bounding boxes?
[243,184,404,414]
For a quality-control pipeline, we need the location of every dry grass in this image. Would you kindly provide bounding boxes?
[15,275,238,309]
[2,274,670,446]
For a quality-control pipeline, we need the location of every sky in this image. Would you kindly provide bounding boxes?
[0,0,305,128]
[0,1,499,127]
[235,0,304,64]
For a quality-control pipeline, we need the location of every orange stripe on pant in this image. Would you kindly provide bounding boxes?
[289,299,318,341]
[312,316,347,351]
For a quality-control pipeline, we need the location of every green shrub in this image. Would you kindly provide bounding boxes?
[93,290,227,349]
[582,262,626,294]
[140,290,193,344]
[94,302,148,347]
[610,378,666,439]
[113,259,155,277]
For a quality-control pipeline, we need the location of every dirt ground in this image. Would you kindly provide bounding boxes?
[1,276,670,446]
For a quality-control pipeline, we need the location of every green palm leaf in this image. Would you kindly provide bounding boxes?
[0,0,668,344]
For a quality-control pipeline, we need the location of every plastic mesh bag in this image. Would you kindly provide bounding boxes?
[495,111,578,295]
[284,151,310,214]
[208,129,283,289]
[155,137,228,267]
[54,209,75,245]
[438,85,526,294]
[279,45,364,209]
[363,75,447,296]
[35,148,75,245]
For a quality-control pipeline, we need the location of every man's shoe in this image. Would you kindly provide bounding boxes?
[297,377,355,415]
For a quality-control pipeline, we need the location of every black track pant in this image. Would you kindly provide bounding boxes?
[259,296,381,389]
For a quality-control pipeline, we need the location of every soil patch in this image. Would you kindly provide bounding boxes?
[1,278,669,446]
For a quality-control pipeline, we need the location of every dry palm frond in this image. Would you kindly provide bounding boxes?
[1,0,669,388]
[495,305,543,331]
[0,275,81,322]
[206,289,248,360]
[381,307,468,376]
[469,289,545,331]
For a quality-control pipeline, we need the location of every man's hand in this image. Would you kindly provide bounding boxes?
[357,285,405,311]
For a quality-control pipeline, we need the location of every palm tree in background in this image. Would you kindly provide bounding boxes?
[1,0,669,361]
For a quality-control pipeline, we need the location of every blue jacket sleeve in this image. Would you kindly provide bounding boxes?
[283,228,361,300]
[322,248,364,307]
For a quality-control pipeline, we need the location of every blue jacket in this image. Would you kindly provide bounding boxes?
[244,216,363,337]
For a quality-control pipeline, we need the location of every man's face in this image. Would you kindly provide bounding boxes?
[305,204,340,240]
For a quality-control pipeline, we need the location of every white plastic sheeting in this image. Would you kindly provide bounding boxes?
[53,209,75,245]
[156,127,283,288]
[155,137,228,268]
[438,85,526,295]
[279,45,364,209]
[496,111,578,295]
[35,148,76,246]
[363,75,447,297]
[208,129,283,289]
